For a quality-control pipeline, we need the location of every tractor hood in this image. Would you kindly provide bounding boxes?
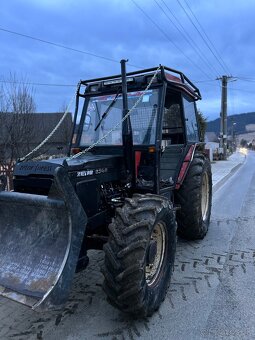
[13,153,126,196]
[14,154,124,177]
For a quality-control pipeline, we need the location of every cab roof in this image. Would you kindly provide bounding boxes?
[79,65,201,101]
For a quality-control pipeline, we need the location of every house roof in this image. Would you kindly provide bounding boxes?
[0,112,73,145]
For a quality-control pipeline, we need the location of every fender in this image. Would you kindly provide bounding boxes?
[175,144,197,190]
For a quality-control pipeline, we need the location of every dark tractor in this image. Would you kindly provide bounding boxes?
[0,62,212,317]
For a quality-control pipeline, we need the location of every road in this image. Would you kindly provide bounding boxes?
[1,151,255,340]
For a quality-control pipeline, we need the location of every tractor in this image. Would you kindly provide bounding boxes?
[0,61,212,317]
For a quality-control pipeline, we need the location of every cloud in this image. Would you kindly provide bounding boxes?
[1,0,255,120]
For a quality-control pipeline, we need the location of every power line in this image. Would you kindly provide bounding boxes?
[0,80,76,87]
[184,0,231,75]
[194,81,255,94]
[131,0,212,80]
[193,79,217,83]
[228,83,236,116]
[176,0,229,75]
[228,87,255,94]
[3,78,251,94]
[0,27,141,69]
[157,0,220,78]
[0,78,228,88]
[236,77,255,82]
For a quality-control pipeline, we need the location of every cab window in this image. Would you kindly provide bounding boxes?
[162,91,184,145]
[183,95,199,142]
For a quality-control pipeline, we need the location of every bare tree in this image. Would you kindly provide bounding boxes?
[0,74,36,190]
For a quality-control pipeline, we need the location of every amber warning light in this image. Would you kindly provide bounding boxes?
[71,147,81,155]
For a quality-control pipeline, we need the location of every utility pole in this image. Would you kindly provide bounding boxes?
[217,75,233,160]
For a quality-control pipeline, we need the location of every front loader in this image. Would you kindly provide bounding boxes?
[0,61,212,316]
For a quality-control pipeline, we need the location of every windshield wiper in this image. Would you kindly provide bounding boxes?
[94,89,121,131]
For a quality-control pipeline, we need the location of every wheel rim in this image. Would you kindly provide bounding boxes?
[145,221,166,286]
[201,172,209,221]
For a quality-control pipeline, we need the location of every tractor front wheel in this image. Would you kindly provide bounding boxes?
[102,194,176,317]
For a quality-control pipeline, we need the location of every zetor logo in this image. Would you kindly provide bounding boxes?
[77,168,108,177]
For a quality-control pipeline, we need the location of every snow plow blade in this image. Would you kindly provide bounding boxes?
[0,166,87,310]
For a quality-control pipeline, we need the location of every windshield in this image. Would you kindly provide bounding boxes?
[80,89,159,146]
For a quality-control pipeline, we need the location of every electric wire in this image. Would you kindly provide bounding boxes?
[193,79,217,83]
[184,0,231,75]
[229,87,255,94]
[1,78,253,94]
[1,12,252,143]
[194,81,255,94]
[176,0,229,75]
[228,83,236,117]
[0,27,141,69]
[236,77,255,82]
[131,0,212,80]
[0,80,76,87]
[1,24,253,108]
[157,0,220,78]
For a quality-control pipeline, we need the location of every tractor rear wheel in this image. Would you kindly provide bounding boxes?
[102,194,176,317]
[175,153,212,240]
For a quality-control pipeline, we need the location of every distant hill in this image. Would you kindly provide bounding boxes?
[206,112,255,135]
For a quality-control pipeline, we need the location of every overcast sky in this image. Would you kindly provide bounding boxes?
[1,0,255,121]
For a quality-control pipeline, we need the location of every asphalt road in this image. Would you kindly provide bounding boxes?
[1,151,255,340]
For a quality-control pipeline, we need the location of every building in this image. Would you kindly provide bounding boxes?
[0,112,73,190]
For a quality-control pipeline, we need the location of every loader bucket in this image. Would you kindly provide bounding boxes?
[0,166,87,310]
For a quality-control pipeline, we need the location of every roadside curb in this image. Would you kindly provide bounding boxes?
[212,157,246,194]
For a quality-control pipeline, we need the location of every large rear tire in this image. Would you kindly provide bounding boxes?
[102,194,176,317]
[175,153,212,240]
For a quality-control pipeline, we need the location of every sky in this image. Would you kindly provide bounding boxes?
[1,0,255,121]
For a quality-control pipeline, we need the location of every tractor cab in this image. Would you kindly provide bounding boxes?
[73,65,202,196]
